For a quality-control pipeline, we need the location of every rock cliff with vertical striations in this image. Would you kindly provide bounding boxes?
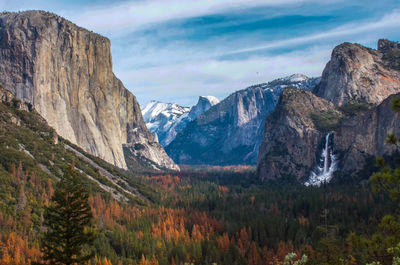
[0,10,178,171]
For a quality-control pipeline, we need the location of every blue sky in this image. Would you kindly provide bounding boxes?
[1,0,399,106]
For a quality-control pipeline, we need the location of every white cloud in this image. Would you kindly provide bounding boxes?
[71,0,341,33]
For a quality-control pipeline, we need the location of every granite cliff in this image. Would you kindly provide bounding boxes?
[0,11,178,171]
[314,39,400,106]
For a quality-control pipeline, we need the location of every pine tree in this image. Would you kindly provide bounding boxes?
[40,167,96,265]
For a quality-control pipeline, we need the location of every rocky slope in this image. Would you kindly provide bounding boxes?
[314,39,400,106]
[257,40,400,183]
[0,11,178,171]
[142,96,219,147]
[166,75,319,165]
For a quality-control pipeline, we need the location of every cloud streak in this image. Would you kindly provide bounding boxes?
[224,10,400,56]
[72,0,341,32]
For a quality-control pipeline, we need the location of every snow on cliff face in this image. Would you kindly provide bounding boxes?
[142,96,219,147]
[142,101,190,133]
[188,96,220,120]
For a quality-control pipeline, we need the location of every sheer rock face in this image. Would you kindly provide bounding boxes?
[333,93,400,177]
[257,88,343,181]
[0,11,178,171]
[314,40,400,106]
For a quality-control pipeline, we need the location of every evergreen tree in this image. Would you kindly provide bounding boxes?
[40,166,96,265]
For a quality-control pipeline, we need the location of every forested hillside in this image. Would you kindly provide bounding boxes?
[0,89,397,264]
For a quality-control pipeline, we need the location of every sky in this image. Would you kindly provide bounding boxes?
[0,0,399,106]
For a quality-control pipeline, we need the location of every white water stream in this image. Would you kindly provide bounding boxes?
[305,133,337,186]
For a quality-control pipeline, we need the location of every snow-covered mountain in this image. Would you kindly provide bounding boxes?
[141,96,220,146]
[166,74,320,165]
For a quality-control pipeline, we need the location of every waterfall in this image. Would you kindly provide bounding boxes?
[305,132,337,186]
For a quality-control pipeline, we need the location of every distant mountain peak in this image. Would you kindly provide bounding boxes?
[285,73,310,82]
[188,96,220,120]
[141,95,219,147]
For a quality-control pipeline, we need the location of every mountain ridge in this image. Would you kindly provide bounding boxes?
[166,74,320,165]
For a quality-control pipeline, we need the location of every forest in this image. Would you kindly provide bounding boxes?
[0,96,399,265]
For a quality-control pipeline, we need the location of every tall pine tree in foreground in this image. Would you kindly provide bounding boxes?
[40,166,96,265]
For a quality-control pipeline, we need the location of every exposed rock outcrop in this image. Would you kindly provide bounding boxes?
[314,40,400,106]
[257,87,343,181]
[167,75,319,165]
[0,11,178,171]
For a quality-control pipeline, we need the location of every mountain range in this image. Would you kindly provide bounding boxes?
[165,74,320,165]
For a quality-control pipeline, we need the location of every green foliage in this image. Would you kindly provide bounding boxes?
[392,97,400,114]
[339,101,372,117]
[382,49,400,71]
[310,111,343,131]
[40,167,96,265]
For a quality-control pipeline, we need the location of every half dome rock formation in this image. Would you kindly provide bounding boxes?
[257,87,343,181]
[314,39,400,106]
[0,11,178,171]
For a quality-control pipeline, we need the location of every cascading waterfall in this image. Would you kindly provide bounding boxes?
[305,132,337,186]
